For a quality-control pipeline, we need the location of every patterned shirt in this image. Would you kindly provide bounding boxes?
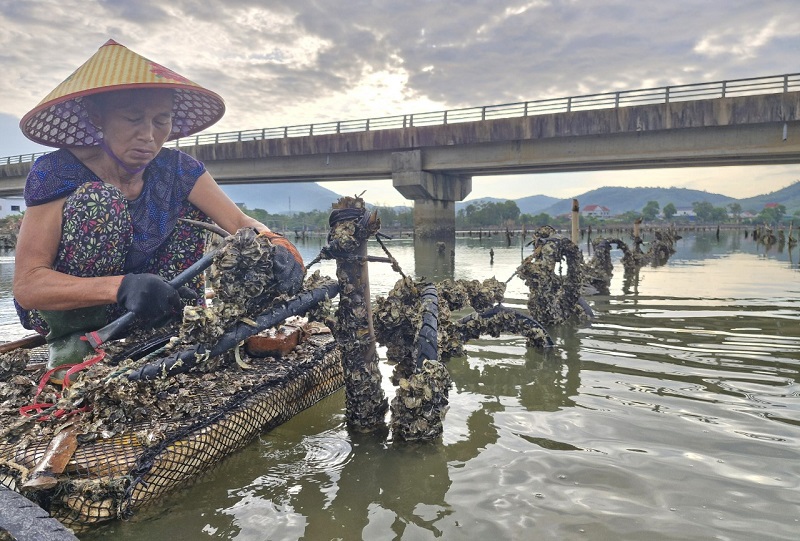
[24,148,206,272]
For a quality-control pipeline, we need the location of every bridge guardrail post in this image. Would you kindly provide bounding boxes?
[722,81,727,98]
[665,87,670,104]
[614,93,619,108]
[784,75,789,93]
[567,97,572,112]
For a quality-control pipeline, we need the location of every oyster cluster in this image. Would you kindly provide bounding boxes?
[179,228,282,357]
[437,277,506,313]
[302,270,336,326]
[390,359,452,442]
[453,307,552,352]
[373,276,424,381]
[584,237,637,294]
[0,349,43,442]
[516,227,587,326]
[0,349,28,382]
[375,276,513,379]
[372,279,453,441]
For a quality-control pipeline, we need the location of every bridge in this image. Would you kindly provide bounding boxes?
[2,73,799,239]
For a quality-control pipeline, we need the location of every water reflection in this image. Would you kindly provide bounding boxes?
[447,341,581,414]
[197,395,496,540]
[413,237,455,282]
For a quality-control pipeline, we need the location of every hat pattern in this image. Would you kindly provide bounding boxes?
[21,40,225,148]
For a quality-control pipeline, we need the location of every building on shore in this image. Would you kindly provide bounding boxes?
[0,196,26,219]
[581,204,611,218]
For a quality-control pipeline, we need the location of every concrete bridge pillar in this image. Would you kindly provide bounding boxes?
[391,150,471,239]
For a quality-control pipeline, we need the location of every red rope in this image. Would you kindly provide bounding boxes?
[19,349,107,421]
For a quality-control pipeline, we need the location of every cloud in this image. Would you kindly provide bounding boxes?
[1,0,798,203]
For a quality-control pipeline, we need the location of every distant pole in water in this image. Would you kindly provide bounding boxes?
[489,248,494,264]
[571,199,580,244]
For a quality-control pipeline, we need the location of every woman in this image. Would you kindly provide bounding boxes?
[13,40,303,378]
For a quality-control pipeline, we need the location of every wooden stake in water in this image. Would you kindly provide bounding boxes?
[571,199,580,244]
[329,196,388,432]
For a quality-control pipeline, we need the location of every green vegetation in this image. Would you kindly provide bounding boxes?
[457,200,521,228]
[727,203,742,222]
[0,214,22,231]
[0,214,22,249]
[235,191,797,234]
[239,204,413,233]
[757,204,786,225]
[692,201,728,223]
[641,201,660,221]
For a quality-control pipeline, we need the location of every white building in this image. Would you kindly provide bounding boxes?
[0,196,26,219]
[581,204,611,218]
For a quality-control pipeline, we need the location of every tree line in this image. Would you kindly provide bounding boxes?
[239,204,414,234]
[238,199,794,234]
[455,199,794,228]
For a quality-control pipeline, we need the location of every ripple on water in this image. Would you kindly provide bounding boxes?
[259,430,354,481]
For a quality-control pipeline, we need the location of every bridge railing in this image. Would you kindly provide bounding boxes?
[3,73,798,165]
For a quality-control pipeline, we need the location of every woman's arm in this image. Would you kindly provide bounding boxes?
[188,172,270,234]
[12,200,123,311]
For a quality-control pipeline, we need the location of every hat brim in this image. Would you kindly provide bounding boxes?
[19,40,226,148]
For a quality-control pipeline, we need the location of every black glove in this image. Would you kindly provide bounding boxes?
[271,244,305,295]
[117,274,197,326]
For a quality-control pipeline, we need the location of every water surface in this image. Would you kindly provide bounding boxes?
[2,231,798,540]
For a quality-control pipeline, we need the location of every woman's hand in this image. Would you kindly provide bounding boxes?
[261,232,305,295]
[117,273,197,326]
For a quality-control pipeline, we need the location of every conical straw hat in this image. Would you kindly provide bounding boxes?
[20,39,225,148]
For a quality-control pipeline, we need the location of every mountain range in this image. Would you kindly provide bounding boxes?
[222,180,800,216]
[516,182,800,216]
[222,183,342,214]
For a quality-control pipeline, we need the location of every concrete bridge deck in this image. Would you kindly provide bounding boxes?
[2,73,799,238]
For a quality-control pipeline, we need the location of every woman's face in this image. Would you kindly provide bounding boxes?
[93,89,174,171]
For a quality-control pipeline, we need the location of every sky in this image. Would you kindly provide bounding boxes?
[1,0,799,207]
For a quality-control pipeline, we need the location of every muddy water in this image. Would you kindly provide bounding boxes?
[2,230,799,540]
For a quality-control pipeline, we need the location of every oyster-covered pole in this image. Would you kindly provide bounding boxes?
[328,196,388,432]
[389,284,452,442]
